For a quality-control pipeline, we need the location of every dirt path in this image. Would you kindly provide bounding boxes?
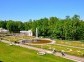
[1,40,84,62]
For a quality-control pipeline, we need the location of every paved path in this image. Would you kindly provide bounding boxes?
[1,40,84,62]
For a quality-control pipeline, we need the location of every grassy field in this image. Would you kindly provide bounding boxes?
[2,35,34,42]
[2,35,84,57]
[0,42,74,62]
[56,39,84,48]
[3,36,84,48]
[29,43,84,57]
[28,39,84,57]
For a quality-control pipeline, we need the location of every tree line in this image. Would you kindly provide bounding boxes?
[0,15,84,40]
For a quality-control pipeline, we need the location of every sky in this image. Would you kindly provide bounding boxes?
[0,0,84,22]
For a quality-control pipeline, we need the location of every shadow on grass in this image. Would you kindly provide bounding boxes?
[0,61,3,62]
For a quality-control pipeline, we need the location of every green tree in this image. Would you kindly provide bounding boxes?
[6,20,20,33]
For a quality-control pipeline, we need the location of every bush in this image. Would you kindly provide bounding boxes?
[80,40,84,42]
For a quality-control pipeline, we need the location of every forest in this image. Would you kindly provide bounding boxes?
[0,15,84,40]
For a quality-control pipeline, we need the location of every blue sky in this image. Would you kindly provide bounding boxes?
[0,0,84,22]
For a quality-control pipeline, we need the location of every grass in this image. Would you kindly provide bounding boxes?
[2,35,34,42]
[2,35,84,57]
[29,44,84,57]
[0,42,74,62]
[3,36,84,48]
[56,39,84,48]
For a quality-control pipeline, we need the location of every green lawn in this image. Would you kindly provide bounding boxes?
[0,42,74,62]
[56,39,84,48]
[2,35,34,42]
[29,44,84,57]
[2,36,84,57]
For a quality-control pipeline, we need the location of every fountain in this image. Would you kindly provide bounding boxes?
[36,28,38,39]
[32,28,52,44]
[34,28,39,42]
[20,28,53,44]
